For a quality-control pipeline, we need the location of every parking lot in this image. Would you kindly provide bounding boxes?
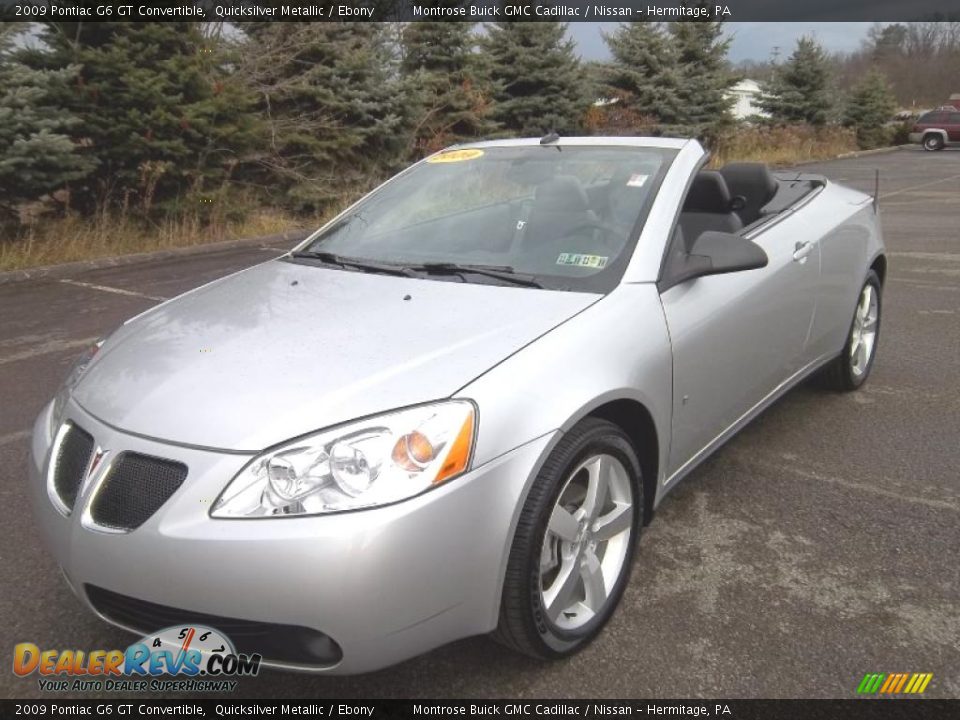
[1,146,957,699]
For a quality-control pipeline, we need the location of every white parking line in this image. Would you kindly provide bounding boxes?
[58,279,166,302]
[736,451,958,513]
[0,430,30,446]
[0,336,98,366]
[889,277,959,292]
[888,252,960,262]
[880,173,960,199]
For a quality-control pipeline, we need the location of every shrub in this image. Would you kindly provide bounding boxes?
[710,124,857,166]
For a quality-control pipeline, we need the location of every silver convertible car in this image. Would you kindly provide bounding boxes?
[29,137,885,673]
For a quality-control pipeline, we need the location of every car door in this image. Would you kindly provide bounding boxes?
[659,212,820,479]
[949,113,960,142]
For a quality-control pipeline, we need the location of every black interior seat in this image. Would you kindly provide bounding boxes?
[678,171,743,249]
[718,162,779,225]
[523,176,598,248]
[602,168,650,232]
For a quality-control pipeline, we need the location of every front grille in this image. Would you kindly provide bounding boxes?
[85,585,343,667]
[53,423,95,511]
[89,453,187,530]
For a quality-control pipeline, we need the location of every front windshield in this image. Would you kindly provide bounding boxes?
[298,145,677,292]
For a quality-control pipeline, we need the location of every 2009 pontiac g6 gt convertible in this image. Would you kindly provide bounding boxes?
[30,137,885,673]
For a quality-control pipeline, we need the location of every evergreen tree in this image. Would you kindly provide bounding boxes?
[758,37,833,126]
[868,23,907,61]
[241,23,413,211]
[19,22,258,217]
[600,22,681,127]
[401,22,494,156]
[0,24,93,220]
[483,22,587,136]
[843,70,897,149]
[667,20,737,140]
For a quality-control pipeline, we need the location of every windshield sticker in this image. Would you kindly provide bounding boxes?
[557,253,608,269]
[627,174,648,187]
[427,149,485,163]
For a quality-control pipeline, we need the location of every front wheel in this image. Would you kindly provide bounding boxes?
[819,270,882,391]
[494,418,642,659]
[923,134,945,151]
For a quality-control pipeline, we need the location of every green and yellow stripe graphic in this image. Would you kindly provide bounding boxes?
[857,672,933,694]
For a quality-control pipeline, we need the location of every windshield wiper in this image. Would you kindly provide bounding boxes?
[289,250,416,278]
[409,262,543,288]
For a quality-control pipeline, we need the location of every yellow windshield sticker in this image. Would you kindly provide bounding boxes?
[557,253,608,269]
[427,149,485,163]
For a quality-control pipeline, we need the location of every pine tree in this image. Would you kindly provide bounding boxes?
[483,22,588,136]
[0,24,94,220]
[868,23,907,61]
[600,22,681,128]
[667,20,737,140]
[758,37,833,126]
[240,23,414,211]
[20,22,258,217]
[843,70,897,149]
[401,22,494,156]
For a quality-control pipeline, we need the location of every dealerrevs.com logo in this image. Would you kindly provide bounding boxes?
[14,625,261,692]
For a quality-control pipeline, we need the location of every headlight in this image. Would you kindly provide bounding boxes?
[50,337,105,436]
[211,401,476,518]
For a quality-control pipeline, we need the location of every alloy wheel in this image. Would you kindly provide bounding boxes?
[850,283,879,377]
[539,453,633,631]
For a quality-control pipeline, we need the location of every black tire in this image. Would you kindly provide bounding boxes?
[493,417,642,660]
[818,270,882,392]
[923,133,945,151]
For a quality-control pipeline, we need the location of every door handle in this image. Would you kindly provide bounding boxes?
[793,240,813,263]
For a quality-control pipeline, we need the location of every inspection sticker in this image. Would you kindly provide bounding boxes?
[426,148,485,163]
[626,173,648,187]
[557,253,608,269]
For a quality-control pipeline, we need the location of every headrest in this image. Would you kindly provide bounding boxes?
[718,162,778,210]
[684,171,733,214]
[535,176,590,212]
[607,168,647,196]
[604,169,648,226]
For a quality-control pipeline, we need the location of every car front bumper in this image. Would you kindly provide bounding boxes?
[28,400,556,674]
[908,133,923,143]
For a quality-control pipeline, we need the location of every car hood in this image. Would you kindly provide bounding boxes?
[74,260,598,451]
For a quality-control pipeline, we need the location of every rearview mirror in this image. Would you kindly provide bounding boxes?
[672,231,768,285]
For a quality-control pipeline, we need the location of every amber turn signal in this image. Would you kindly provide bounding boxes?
[434,411,474,484]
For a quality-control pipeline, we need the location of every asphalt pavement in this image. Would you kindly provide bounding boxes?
[1,146,957,699]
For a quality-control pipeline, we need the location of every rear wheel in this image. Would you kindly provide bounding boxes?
[494,418,641,659]
[923,133,945,151]
[819,270,881,391]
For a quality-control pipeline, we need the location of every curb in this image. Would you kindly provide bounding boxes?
[0,228,311,286]
[786,144,908,168]
[836,144,911,160]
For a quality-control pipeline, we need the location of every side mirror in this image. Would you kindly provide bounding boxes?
[673,231,768,285]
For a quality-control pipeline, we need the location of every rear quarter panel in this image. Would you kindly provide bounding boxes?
[804,183,885,361]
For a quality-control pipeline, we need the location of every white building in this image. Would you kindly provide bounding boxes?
[728,79,767,120]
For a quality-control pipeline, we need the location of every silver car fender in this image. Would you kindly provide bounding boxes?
[456,284,672,617]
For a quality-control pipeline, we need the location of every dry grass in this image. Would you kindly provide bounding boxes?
[710,124,858,168]
[0,125,862,273]
[0,209,311,272]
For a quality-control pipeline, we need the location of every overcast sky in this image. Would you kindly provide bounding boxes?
[569,22,875,63]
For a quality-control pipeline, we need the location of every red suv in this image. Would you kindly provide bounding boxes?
[910,109,960,151]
